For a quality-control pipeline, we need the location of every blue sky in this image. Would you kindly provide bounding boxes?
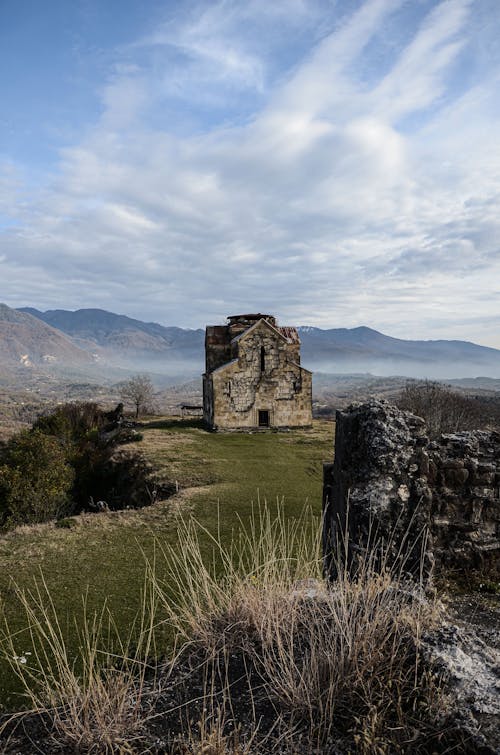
[1,0,500,347]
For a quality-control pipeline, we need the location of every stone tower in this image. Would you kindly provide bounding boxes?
[203,313,312,431]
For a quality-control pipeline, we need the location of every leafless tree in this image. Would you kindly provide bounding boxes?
[397,380,499,437]
[119,374,155,418]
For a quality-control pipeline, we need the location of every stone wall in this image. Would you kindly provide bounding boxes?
[323,400,500,579]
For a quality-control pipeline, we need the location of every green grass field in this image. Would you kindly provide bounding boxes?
[0,418,334,711]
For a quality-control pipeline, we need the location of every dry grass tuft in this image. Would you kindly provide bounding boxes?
[1,503,451,753]
[151,503,323,656]
[152,503,446,753]
[1,575,156,753]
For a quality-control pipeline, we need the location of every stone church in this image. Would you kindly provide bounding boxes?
[203,314,312,431]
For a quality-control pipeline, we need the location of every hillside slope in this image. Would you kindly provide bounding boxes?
[20,307,204,361]
[0,304,95,367]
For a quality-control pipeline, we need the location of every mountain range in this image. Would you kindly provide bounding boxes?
[296,325,500,377]
[0,304,498,380]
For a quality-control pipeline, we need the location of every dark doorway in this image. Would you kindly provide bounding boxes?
[258,410,270,427]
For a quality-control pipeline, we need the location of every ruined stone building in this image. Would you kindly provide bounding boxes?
[203,314,312,431]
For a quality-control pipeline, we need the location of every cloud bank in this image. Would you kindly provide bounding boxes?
[1,0,500,346]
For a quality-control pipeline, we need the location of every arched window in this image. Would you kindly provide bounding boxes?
[260,346,265,372]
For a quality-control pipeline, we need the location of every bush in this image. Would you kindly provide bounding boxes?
[34,402,163,514]
[33,402,103,446]
[0,430,74,529]
[397,380,500,437]
[0,402,168,530]
[71,445,169,511]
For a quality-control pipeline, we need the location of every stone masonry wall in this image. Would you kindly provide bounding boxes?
[323,400,500,579]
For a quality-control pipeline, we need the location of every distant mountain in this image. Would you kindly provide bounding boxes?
[296,325,500,377]
[16,308,500,380]
[19,307,205,372]
[0,304,94,368]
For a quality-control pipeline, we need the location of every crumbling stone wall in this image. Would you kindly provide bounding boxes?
[323,400,500,579]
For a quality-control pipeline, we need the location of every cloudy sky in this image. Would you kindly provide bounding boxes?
[1,0,500,346]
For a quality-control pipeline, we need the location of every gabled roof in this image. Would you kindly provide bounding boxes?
[231,317,294,345]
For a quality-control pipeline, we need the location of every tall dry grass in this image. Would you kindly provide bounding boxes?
[153,503,443,753]
[1,574,157,753]
[1,503,447,753]
[151,503,323,651]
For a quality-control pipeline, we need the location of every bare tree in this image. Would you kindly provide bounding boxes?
[119,374,155,418]
[396,380,498,437]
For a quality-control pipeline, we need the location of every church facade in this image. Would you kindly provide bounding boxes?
[203,314,312,431]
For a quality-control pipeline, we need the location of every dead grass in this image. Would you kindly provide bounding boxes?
[1,574,157,753]
[152,502,323,652]
[149,504,445,754]
[0,502,451,754]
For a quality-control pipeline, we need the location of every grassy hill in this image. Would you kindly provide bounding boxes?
[0,417,333,712]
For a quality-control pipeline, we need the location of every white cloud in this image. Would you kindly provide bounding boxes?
[2,0,500,350]
[372,0,472,120]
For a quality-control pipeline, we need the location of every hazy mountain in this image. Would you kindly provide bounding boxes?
[297,326,500,378]
[0,304,95,368]
[19,307,205,374]
[17,308,500,380]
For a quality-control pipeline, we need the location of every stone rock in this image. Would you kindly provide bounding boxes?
[323,400,500,580]
[423,624,500,716]
[421,623,500,753]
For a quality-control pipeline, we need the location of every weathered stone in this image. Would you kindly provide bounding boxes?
[418,450,430,476]
[203,314,312,431]
[471,486,495,498]
[421,623,500,753]
[444,459,466,469]
[323,400,500,580]
[445,467,470,486]
[473,472,496,485]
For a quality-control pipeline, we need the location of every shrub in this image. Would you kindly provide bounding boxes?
[397,380,500,437]
[0,430,74,529]
[0,402,165,530]
[71,445,168,511]
[33,402,103,446]
[35,402,163,514]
